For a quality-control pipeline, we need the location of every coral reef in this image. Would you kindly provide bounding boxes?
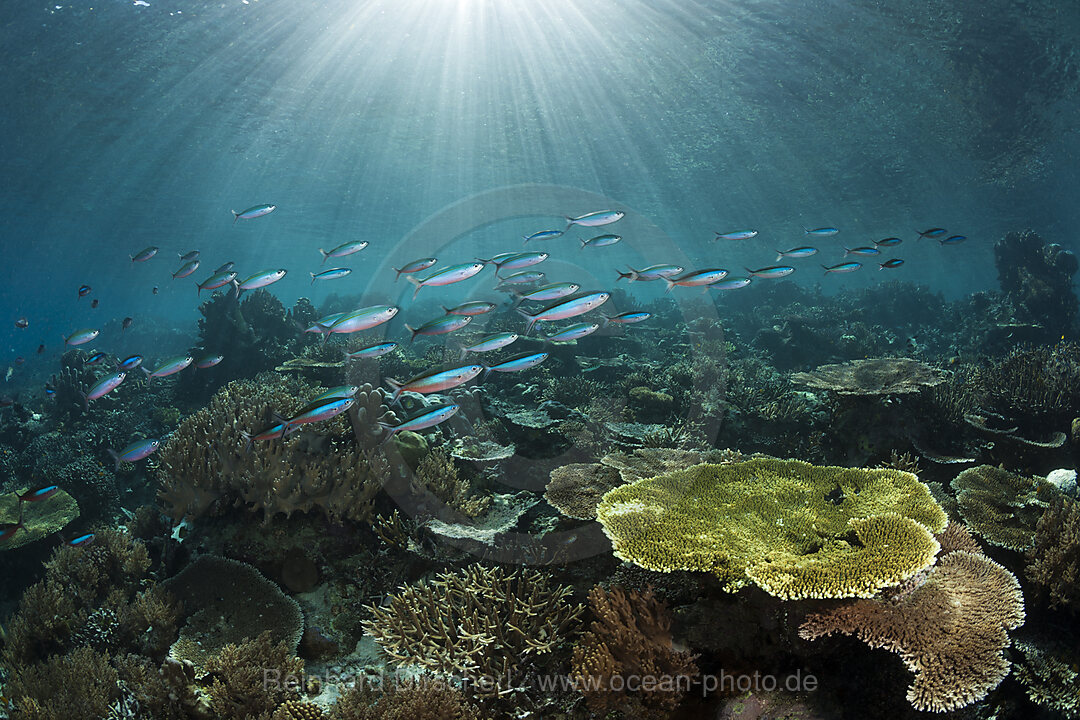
[799,549,1025,712]
[204,631,305,718]
[952,464,1047,551]
[329,678,480,720]
[412,449,491,519]
[157,375,396,525]
[1013,638,1080,719]
[994,229,1079,339]
[1026,494,1080,611]
[571,585,698,718]
[5,646,118,720]
[596,459,946,598]
[165,555,303,673]
[0,487,79,550]
[790,357,947,395]
[545,462,624,520]
[363,565,584,696]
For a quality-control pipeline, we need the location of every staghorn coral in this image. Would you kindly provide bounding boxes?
[876,449,921,475]
[571,586,698,718]
[6,646,118,720]
[596,459,946,599]
[329,677,480,720]
[1013,639,1080,719]
[1026,494,1080,611]
[791,357,947,395]
[165,555,303,674]
[363,565,583,695]
[204,631,305,719]
[799,550,1025,713]
[157,374,397,525]
[952,464,1047,551]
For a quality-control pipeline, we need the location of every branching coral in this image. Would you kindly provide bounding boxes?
[1026,494,1080,611]
[329,678,481,720]
[204,631,305,719]
[413,449,492,519]
[363,565,584,695]
[157,374,397,524]
[571,586,698,718]
[6,646,119,720]
[165,555,303,674]
[597,459,946,599]
[791,357,947,395]
[799,549,1025,712]
[1013,639,1080,719]
[952,464,1047,551]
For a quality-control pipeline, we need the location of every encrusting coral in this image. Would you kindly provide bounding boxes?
[363,564,584,695]
[952,464,1047,551]
[157,374,397,525]
[1026,494,1080,611]
[570,585,698,718]
[799,539,1025,713]
[596,459,946,599]
[165,555,303,674]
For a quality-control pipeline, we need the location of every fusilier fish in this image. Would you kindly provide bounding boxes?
[306,312,344,335]
[215,261,236,273]
[616,264,684,282]
[131,246,158,263]
[241,421,300,449]
[282,397,355,433]
[711,277,752,291]
[580,234,621,249]
[715,230,758,241]
[442,301,497,316]
[916,227,947,239]
[172,260,200,279]
[940,235,967,245]
[318,306,399,341]
[745,266,795,279]
[843,246,880,256]
[386,364,485,403]
[17,485,61,503]
[545,323,600,343]
[67,533,95,547]
[107,439,160,471]
[482,251,548,274]
[498,270,545,285]
[406,262,486,300]
[82,371,126,409]
[142,355,194,380]
[804,227,839,236]
[78,285,92,298]
[232,204,276,223]
[310,268,352,284]
[393,257,437,282]
[117,355,144,371]
[457,333,519,358]
[308,385,361,404]
[405,315,472,342]
[65,328,100,346]
[665,269,729,290]
[344,342,398,360]
[875,237,902,247]
[880,259,905,269]
[514,282,580,303]
[601,311,651,325]
[822,262,863,273]
[85,351,107,365]
[379,404,460,441]
[197,271,238,294]
[517,292,610,334]
[483,351,549,379]
[319,240,368,265]
[565,210,624,228]
[195,354,224,369]
[523,230,564,244]
[238,269,287,290]
[178,250,200,262]
[776,247,818,261]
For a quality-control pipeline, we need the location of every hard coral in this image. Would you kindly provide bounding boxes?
[799,550,1025,713]
[952,464,1046,551]
[1013,639,1080,719]
[6,646,118,720]
[571,586,698,718]
[330,677,480,720]
[363,565,584,695]
[596,459,946,599]
[791,357,947,395]
[204,630,305,719]
[1026,494,1080,611]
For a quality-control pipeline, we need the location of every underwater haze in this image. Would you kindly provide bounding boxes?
[2,1,1080,719]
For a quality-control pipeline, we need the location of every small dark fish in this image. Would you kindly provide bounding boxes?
[916,227,947,239]
[117,355,144,371]
[66,533,95,547]
[90,299,99,309]
[875,237,902,247]
[78,285,92,298]
[843,246,880,257]
[18,485,61,503]
[195,354,224,369]
[0,520,24,543]
[44,383,56,397]
[85,351,107,365]
[804,227,839,236]
[14,357,24,365]
[152,286,159,295]
[122,317,133,332]
[940,235,967,245]
[880,259,905,269]
[215,262,235,274]
[15,317,29,329]
[37,344,45,354]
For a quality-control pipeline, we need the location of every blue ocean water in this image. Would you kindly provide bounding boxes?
[2,1,1080,718]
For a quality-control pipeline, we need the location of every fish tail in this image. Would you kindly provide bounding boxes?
[80,391,89,413]
[404,325,417,343]
[599,315,612,328]
[522,235,530,245]
[392,268,402,282]
[377,422,397,444]
[385,378,403,405]
[239,430,254,453]
[231,210,239,224]
[843,247,851,257]
[516,307,537,336]
[579,237,587,250]
[775,251,784,262]
[663,277,676,293]
[480,366,493,382]
[821,265,831,274]
[107,449,121,473]
[318,249,329,266]
[310,272,317,285]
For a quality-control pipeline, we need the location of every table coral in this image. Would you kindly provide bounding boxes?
[799,549,1025,712]
[952,464,1047,551]
[596,459,946,599]
[791,357,947,395]
[0,487,79,550]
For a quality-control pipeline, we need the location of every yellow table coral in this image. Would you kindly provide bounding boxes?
[596,459,947,599]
